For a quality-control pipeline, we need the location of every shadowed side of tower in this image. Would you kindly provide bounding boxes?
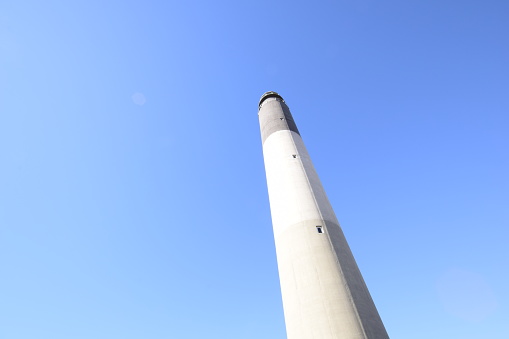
[258,92,389,339]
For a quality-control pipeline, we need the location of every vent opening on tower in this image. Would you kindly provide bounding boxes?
[292,154,297,158]
[316,226,323,234]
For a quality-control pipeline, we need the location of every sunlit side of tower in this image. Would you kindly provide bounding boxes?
[258,92,389,339]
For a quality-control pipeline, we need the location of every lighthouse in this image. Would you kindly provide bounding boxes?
[258,91,389,339]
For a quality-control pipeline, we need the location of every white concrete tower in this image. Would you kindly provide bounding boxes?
[258,91,389,339]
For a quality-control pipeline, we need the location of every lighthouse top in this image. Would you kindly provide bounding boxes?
[259,91,284,108]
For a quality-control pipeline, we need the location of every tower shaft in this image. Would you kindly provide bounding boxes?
[258,92,388,339]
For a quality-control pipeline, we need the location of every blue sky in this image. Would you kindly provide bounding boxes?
[1,0,508,338]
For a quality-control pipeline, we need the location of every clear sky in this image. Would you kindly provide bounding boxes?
[1,1,508,338]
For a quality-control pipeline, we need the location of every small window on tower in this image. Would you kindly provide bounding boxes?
[280,117,284,120]
[292,154,297,158]
[316,226,323,234]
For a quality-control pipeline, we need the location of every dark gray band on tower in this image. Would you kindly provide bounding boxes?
[258,92,300,144]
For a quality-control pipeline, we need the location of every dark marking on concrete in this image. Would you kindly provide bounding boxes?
[259,99,300,143]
